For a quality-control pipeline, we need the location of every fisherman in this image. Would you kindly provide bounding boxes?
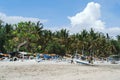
[88,56,93,64]
[71,56,74,64]
[90,56,93,64]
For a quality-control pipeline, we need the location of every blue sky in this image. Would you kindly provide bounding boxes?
[0,0,120,38]
[0,0,89,26]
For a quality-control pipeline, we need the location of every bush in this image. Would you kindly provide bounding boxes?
[45,41,66,56]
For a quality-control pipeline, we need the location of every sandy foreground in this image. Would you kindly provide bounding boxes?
[0,60,120,80]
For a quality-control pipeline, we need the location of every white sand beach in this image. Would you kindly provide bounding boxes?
[0,60,120,80]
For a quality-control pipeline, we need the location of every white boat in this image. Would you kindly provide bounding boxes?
[75,59,91,65]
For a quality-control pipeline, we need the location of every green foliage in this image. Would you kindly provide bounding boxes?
[45,41,66,56]
[0,19,120,57]
[0,21,13,52]
[4,21,42,53]
[0,26,6,52]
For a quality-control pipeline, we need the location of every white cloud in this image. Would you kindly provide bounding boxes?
[0,12,47,24]
[68,2,120,38]
[68,2,105,32]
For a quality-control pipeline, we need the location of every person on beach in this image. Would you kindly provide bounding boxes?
[71,56,74,64]
[88,56,93,64]
[90,56,93,64]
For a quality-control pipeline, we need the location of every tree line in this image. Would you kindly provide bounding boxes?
[0,20,120,57]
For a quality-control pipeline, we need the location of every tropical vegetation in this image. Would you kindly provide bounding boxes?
[0,20,120,57]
